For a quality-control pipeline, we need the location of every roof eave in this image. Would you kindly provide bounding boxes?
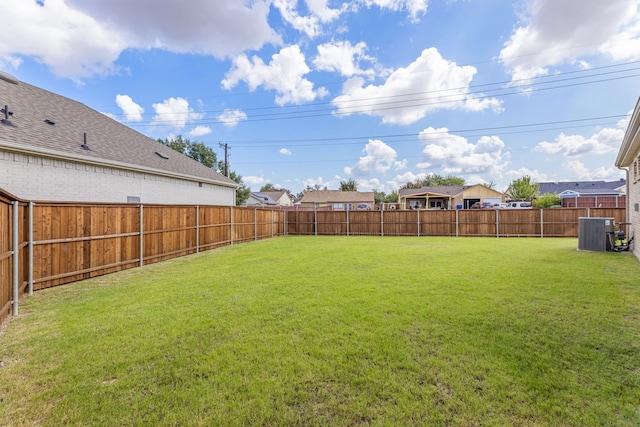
[0,139,240,189]
[616,97,640,168]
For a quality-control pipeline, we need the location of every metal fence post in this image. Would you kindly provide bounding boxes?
[417,210,420,237]
[255,208,258,241]
[496,209,499,238]
[28,202,34,295]
[314,206,317,236]
[540,209,544,238]
[456,209,459,237]
[12,201,19,315]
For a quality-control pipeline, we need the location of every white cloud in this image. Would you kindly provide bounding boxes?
[535,127,625,157]
[115,94,144,122]
[499,0,640,82]
[243,176,267,187]
[564,160,625,181]
[218,109,248,128]
[272,0,345,37]
[418,127,507,177]
[151,97,204,130]
[313,41,376,77]
[359,0,428,20]
[188,126,212,137]
[344,139,406,176]
[331,48,502,125]
[222,45,329,106]
[0,0,279,80]
[280,148,293,155]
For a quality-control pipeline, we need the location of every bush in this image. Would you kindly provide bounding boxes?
[534,192,561,208]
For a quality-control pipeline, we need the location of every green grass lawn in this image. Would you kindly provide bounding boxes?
[1,236,639,426]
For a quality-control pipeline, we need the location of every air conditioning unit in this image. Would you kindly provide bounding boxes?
[578,217,614,252]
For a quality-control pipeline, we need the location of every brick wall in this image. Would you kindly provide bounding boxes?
[0,151,236,205]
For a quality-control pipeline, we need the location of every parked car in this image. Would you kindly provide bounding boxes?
[470,201,495,209]
[356,203,370,210]
[504,201,532,209]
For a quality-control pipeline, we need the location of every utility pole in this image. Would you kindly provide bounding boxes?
[219,142,230,177]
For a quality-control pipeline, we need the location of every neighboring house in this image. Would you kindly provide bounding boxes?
[245,192,276,206]
[398,184,505,210]
[0,72,238,205]
[261,190,293,206]
[616,96,640,260]
[298,190,375,210]
[538,180,626,208]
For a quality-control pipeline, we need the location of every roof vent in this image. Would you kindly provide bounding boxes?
[81,132,90,150]
[1,105,13,126]
[44,119,55,126]
[0,71,19,85]
[155,151,169,159]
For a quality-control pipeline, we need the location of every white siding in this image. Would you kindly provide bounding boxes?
[630,156,640,259]
[0,151,235,205]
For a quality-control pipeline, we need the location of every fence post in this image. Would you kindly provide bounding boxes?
[417,210,420,237]
[271,210,274,238]
[285,210,288,236]
[139,204,144,267]
[381,210,384,237]
[255,208,258,241]
[314,206,317,236]
[496,209,499,238]
[28,202,34,295]
[456,209,459,237]
[230,206,234,245]
[540,209,544,238]
[346,209,349,236]
[195,205,199,253]
[12,201,19,315]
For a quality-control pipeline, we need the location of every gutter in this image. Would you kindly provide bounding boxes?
[0,139,240,190]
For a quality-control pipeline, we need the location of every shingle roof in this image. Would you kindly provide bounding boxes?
[299,190,374,203]
[0,75,237,188]
[538,180,625,196]
[251,192,277,205]
[262,190,288,202]
[399,186,470,197]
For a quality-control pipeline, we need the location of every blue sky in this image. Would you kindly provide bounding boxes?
[1,0,639,195]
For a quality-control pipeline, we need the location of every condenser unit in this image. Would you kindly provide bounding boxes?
[578,217,614,252]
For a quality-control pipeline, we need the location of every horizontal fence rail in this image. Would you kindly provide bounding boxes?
[0,196,627,327]
[0,200,286,324]
[286,208,626,238]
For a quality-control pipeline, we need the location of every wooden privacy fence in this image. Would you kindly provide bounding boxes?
[1,200,285,324]
[286,208,626,238]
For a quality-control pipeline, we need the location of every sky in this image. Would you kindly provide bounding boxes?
[1,0,640,196]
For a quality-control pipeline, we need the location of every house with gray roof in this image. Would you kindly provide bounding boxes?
[0,72,238,204]
[537,180,626,208]
[298,190,374,210]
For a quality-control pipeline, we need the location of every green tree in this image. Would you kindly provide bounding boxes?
[259,183,277,192]
[159,136,248,205]
[400,174,465,189]
[339,178,358,191]
[534,193,561,208]
[373,190,399,204]
[505,176,539,201]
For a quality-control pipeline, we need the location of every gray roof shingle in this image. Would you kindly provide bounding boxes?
[538,180,625,196]
[0,75,237,188]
